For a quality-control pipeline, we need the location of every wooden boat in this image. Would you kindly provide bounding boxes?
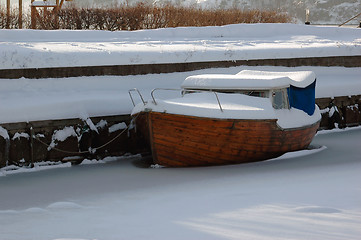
[130,70,321,167]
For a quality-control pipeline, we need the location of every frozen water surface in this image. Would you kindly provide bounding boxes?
[0,127,360,240]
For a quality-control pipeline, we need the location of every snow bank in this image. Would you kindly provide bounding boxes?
[0,24,360,69]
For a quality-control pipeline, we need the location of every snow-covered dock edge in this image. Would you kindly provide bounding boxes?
[1,56,361,79]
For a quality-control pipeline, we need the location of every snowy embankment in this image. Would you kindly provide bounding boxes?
[0,24,360,69]
[0,65,360,124]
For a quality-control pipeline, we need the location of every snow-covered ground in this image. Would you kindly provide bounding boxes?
[0,127,360,240]
[1,65,360,124]
[1,24,360,69]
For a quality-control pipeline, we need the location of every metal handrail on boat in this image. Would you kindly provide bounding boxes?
[151,88,224,112]
[150,88,181,105]
[128,88,146,107]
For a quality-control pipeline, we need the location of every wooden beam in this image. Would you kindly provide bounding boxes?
[338,12,361,27]
[54,0,60,28]
[19,0,23,29]
[31,0,36,29]
[59,0,65,9]
[6,0,10,29]
[32,5,58,7]
[54,0,59,11]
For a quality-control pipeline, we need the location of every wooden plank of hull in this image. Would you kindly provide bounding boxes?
[136,111,319,167]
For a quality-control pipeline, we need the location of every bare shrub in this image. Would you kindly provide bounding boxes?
[0,3,291,30]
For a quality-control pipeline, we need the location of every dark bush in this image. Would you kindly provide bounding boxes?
[0,3,291,30]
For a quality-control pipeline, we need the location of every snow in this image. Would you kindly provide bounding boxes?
[182,74,291,90]
[0,161,72,177]
[48,126,77,150]
[181,70,316,90]
[94,119,107,129]
[237,70,316,88]
[0,126,10,139]
[0,24,360,69]
[12,132,30,140]
[51,126,77,142]
[0,127,360,240]
[108,122,127,133]
[131,91,321,129]
[275,107,321,129]
[0,23,360,239]
[133,91,276,118]
[0,65,359,124]
[31,1,58,7]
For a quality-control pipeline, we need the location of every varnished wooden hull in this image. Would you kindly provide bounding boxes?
[134,111,320,167]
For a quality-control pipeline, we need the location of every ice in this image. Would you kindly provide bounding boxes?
[47,202,85,210]
[0,128,360,240]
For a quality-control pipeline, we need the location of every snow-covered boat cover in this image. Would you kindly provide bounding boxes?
[181,70,316,90]
[182,70,317,116]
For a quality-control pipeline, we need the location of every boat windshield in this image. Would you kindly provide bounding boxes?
[182,88,290,110]
[240,91,268,98]
[272,89,290,109]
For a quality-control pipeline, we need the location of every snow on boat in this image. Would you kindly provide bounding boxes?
[130,70,321,167]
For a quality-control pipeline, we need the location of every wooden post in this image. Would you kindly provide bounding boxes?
[59,0,65,9]
[44,0,47,21]
[19,0,23,29]
[6,0,10,29]
[31,0,36,29]
[305,9,310,25]
[55,0,59,28]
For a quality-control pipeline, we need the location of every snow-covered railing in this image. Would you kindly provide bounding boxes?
[128,88,146,107]
[150,88,224,112]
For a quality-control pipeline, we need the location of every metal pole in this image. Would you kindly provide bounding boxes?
[29,125,35,168]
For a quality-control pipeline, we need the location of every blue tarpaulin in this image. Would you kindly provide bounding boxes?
[287,80,316,116]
